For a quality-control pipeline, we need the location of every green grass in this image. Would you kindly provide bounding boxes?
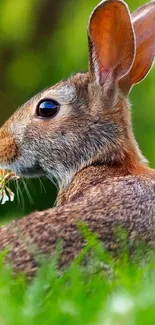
[0,232,155,325]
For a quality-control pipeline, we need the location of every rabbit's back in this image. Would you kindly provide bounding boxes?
[0,173,155,278]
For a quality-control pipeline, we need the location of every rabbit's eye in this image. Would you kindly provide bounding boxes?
[36,99,60,118]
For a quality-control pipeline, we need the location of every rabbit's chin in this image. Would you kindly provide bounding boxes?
[16,166,44,178]
[0,160,44,178]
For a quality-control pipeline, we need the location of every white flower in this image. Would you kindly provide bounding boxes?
[0,170,19,205]
[0,189,10,204]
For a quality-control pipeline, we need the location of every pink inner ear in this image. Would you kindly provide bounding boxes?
[89,1,135,88]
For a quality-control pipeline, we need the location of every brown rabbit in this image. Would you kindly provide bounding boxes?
[0,0,155,278]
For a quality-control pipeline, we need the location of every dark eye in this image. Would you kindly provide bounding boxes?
[36,99,60,118]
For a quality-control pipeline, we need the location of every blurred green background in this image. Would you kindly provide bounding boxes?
[0,0,154,220]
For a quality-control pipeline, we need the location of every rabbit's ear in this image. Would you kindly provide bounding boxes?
[88,0,135,92]
[120,1,155,93]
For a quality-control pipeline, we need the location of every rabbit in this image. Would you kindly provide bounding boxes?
[0,0,155,278]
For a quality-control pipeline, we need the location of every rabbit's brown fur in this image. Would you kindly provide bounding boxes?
[1,170,155,278]
[0,0,155,277]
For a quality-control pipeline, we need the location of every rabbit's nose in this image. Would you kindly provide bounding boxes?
[0,126,17,165]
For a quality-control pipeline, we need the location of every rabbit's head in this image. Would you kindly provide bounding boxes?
[0,0,155,188]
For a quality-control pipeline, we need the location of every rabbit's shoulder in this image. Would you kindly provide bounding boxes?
[71,175,155,220]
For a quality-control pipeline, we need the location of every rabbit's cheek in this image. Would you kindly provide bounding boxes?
[4,141,44,177]
[0,119,42,176]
